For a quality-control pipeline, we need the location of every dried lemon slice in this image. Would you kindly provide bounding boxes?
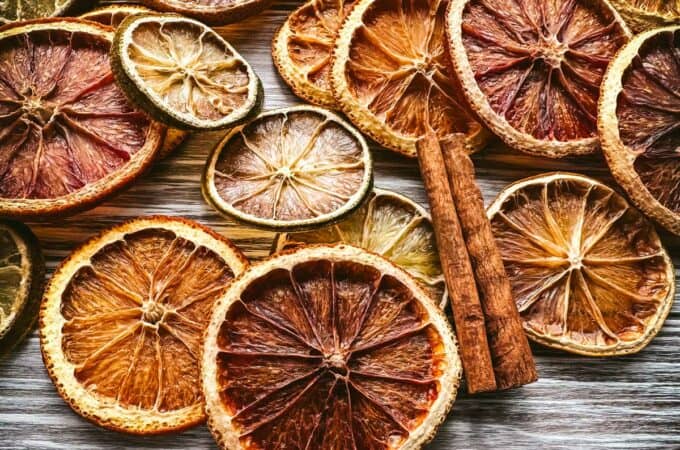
[488,172,675,356]
[331,0,488,157]
[610,0,679,32]
[40,216,248,434]
[0,0,77,23]
[112,14,261,131]
[139,0,272,25]
[273,188,446,309]
[0,220,44,357]
[203,106,373,231]
[202,244,461,450]
[599,26,680,235]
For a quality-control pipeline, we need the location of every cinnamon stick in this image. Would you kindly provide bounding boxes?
[441,135,538,390]
[416,132,497,394]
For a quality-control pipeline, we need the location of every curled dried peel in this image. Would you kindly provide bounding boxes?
[487,173,675,356]
[447,0,630,158]
[202,245,461,450]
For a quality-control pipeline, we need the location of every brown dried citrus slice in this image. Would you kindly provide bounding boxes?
[447,0,631,158]
[0,0,78,23]
[487,173,675,356]
[331,0,488,158]
[273,188,447,309]
[610,0,680,32]
[40,216,248,434]
[80,4,153,28]
[202,244,461,450]
[0,19,164,218]
[202,106,373,231]
[111,14,261,131]
[139,0,273,25]
[273,0,357,108]
[0,220,44,357]
[599,26,680,235]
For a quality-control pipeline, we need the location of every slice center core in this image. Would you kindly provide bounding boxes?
[142,301,165,325]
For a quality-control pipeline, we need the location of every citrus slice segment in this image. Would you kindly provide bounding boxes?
[111,14,261,131]
[203,106,373,231]
[610,0,680,32]
[331,0,488,158]
[202,244,461,450]
[139,0,272,26]
[272,0,357,108]
[447,0,631,158]
[40,216,248,434]
[0,19,164,218]
[273,188,447,309]
[0,0,78,23]
[487,173,675,356]
[599,26,680,235]
[0,220,44,356]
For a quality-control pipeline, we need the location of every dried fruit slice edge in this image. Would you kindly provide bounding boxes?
[201,244,461,450]
[609,0,680,32]
[80,4,153,27]
[139,0,274,26]
[40,216,249,434]
[599,26,680,235]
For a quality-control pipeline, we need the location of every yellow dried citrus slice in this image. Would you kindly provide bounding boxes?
[610,0,680,33]
[40,216,248,434]
[487,172,675,356]
[599,26,680,235]
[202,244,461,450]
[447,0,631,158]
[272,0,357,108]
[0,19,164,218]
[331,0,488,158]
[273,188,447,309]
[111,14,261,131]
[203,106,373,231]
[0,220,44,357]
[139,0,272,25]
[0,0,78,23]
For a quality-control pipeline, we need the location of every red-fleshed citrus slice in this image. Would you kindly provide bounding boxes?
[202,244,461,450]
[487,173,675,356]
[273,188,447,309]
[139,0,273,25]
[447,0,631,158]
[0,19,164,218]
[610,0,680,33]
[272,0,357,108]
[202,106,373,231]
[599,26,680,235]
[40,216,248,434]
[331,0,489,158]
[0,0,79,24]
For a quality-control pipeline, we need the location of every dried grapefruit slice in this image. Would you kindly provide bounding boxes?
[331,0,488,158]
[0,220,44,357]
[0,0,78,23]
[487,173,675,356]
[273,0,357,108]
[203,106,373,231]
[273,188,447,309]
[139,0,272,25]
[40,216,248,434]
[111,14,261,131]
[447,0,631,158]
[610,0,679,32]
[202,244,461,450]
[0,19,164,218]
[599,26,680,235]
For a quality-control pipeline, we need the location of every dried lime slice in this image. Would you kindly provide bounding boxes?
[0,0,78,23]
[0,220,44,356]
[111,14,261,130]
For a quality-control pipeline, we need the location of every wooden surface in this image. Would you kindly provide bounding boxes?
[1,2,679,449]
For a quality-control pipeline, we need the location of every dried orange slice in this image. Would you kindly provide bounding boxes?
[273,188,447,309]
[0,0,78,23]
[0,220,44,357]
[202,244,461,450]
[610,0,679,32]
[40,216,248,434]
[331,0,488,158]
[599,26,680,235]
[487,173,675,356]
[273,0,357,108]
[447,0,631,158]
[139,0,273,25]
[0,19,164,218]
[203,106,373,231]
[111,14,261,131]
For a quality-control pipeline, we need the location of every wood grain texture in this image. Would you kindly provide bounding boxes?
[0,2,679,449]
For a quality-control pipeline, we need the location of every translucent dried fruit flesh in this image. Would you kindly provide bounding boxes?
[80,5,153,28]
[488,174,674,355]
[204,107,372,230]
[275,189,446,308]
[610,0,680,32]
[0,0,75,22]
[0,228,23,336]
